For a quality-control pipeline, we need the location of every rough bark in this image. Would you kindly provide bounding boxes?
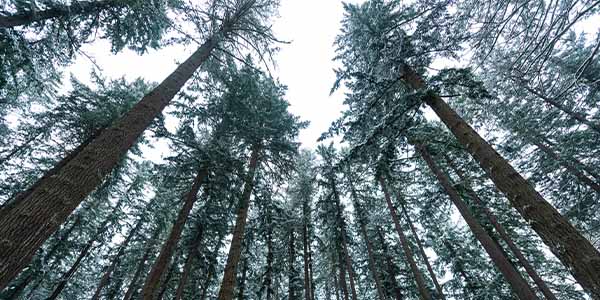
[174,223,205,300]
[399,202,446,300]
[0,25,228,288]
[376,227,403,300]
[216,144,260,300]
[122,228,160,300]
[141,167,208,299]
[378,175,432,300]
[0,0,123,28]
[444,155,558,300]
[401,63,600,298]
[417,144,538,300]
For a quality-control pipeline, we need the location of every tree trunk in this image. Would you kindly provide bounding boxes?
[302,222,312,300]
[347,179,386,300]
[216,144,261,300]
[376,227,403,300]
[289,227,297,300]
[378,175,432,300]
[122,228,160,300]
[0,0,123,29]
[308,241,316,300]
[532,139,600,194]
[174,223,205,300]
[0,23,230,288]
[402,63,600,298]
[416,144,538,300]
[91,213,145,300]
[399,202,446,300]
[331,178,358,300]
[237,257,248,300]
[265,220,274,300]
[141,167,207,299]
[337,261,350,300]
[444,155,558,300]
[442,238,478,295]
[46,234,96,300]
[156,253,180,300]
[333,269,342,300]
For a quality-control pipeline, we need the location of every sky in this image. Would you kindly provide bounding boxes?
[68,0,362,152]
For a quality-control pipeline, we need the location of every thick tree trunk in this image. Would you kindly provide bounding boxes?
[399,202,446,300]
[289,228,297,300]
[122,228,160,300]
[417,144,538,300]
[216,144,260,300]
[141,167,208,299]
[378,175,432,300]
[376,227,403,300]
[156,253,180,300]
[174,223,205,300]
[444,155,558,300]
[0,0,123,28]
[0,25,228,288]
[401,63,600,298]
[91,214,145,300]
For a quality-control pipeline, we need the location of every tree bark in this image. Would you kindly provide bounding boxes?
[156,253,180,300]
[0,0,123,29]
[401,63,600,298]
[337,261,350,300]
[347,179,386,300]
[302,223,312,300]
[122,228,160,300]
[399,202,446,300]
[141,167,208,299]
[416,144,538,300]
[216,144,260,300]
[91,213,145,300]
[378,175,432,300]
[444,155,558,300]
[532,139,600,194]
[0,23,229,288]
[265,219,274,300]
[174,223,205,300]
[376,227,403,300]
[333,269,342,300]
[289,227,297,300]
[331,178,358,300]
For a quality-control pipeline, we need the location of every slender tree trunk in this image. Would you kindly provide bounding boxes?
[0,23,230,288]
[302,223,311,300]
[237,257,248,300]
[333,270,342,300]
[91,214,145,300]
[174,223,205,300]
[265,221,274,300]
[156,253,180,300]
[289,227,297,300]
[444,155,558,300]
[46,235,96,300]
[122,228,160,300]
[308,236,316,300]
[141,167,208,299]
[378,175,432,300]
[399,202,446,300]
[376,227,403,300]
[337,261,350,300]
[401,63,600,298]
[416,144,538,300]
[331,179,358,300]
[0,0,123,28]
[347,180,386,300]
[532,139,600,194]
[217,144,261,300]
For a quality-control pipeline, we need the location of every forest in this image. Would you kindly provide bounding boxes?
[0,0,599,299]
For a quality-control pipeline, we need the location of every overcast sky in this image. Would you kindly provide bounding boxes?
[68,0,362,153]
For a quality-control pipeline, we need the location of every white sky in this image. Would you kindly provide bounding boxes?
[68,0,363,152]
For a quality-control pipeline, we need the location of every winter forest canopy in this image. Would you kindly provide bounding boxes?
[0,0,599,299]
